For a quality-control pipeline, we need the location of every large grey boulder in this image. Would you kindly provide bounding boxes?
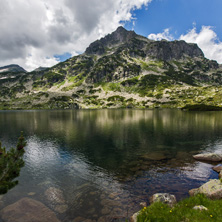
[0,197,60,222]
[149,193,177,207]
[189,179,222,200]
[193,153,222,162]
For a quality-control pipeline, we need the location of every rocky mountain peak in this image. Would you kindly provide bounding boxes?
[85,26,137,55]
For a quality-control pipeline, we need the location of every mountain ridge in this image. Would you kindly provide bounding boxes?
[0,26,222,110]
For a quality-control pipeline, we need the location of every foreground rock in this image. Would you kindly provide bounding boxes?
[0,197,60,222]
[149,193,177,207]
[193,153,222,162]
[189,179,222,199]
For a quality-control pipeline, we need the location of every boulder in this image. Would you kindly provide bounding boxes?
[189,179,222,199]
[193,153,222,162]
[193,205,208,211]
[0,197,60,222]
[149,193,177,207]
[212,165,222,173]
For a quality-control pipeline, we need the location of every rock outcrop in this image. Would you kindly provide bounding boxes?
[0,197,60,222]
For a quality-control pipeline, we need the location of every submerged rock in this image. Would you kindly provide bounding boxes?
[45,187,65,204]
[189,179,222,199]
[0,197,60,222]
[141,152,167,161]
[149,193,177,207]
[54,204,68,214]
[193,153,222,162]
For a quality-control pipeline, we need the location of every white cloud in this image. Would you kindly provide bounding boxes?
[180,26,222,64]
[148,28,174,41]
[0,0,152,71]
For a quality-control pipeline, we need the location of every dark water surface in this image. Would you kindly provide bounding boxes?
[0,109,222,221]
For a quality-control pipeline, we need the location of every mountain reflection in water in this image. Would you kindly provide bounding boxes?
[0,109,221,221]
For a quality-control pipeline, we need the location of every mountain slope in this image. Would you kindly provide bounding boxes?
[0,27,222,110]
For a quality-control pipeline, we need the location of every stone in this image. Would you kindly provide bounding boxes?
[98,217,106,222]
[0,197,60,222]
[73,217,86,222]
[54,204,68,214]
[149,193,177,207]
[101,207,111,215]
[141,152,167,161]
[193,153,222,162]
[139,202,147,209]
[111,207,123,215]
[189,188,199,196]
[212,165,222,173]
[108,192,119,199]
[45,187,65,204]
[130,211,140,222]
[189,179,222,199]
[193,205,208,211]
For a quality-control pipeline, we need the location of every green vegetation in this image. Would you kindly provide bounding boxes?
[137,194,222,222]
[0,133,26,194]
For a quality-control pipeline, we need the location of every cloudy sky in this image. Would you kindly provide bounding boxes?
[0,0,221,71]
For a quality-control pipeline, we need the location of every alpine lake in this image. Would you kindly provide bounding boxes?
[0,109,221,221]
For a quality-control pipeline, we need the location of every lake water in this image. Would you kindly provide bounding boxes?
[0,109,222,221]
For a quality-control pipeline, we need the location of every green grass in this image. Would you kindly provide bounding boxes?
[137,194,222,222]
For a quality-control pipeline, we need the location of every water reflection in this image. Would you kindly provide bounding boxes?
[0,109,222,221]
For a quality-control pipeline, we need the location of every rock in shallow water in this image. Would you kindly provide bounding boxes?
[45,187,65,204]
[189,179,222,199]
[0,197,60,222]
[193,153,222,162]
[212,165,222,173]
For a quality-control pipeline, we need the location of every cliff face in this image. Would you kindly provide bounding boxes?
[0,26,222,110]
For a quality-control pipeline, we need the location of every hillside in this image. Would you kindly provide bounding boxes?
[0,26,222,110]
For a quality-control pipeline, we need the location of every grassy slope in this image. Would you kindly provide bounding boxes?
[137,194,221,222]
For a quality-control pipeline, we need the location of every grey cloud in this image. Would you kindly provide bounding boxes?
[0,0,151,71]
[65,0,114,33]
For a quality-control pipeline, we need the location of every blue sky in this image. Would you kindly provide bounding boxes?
[1,0,221,70]
[126,0,222,40]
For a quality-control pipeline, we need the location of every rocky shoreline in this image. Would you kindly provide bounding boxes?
[0,152,221,222]
[130,152,222,222]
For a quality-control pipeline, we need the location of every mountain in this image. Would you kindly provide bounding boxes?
[0,64,26,73]
[0,26,222,110]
